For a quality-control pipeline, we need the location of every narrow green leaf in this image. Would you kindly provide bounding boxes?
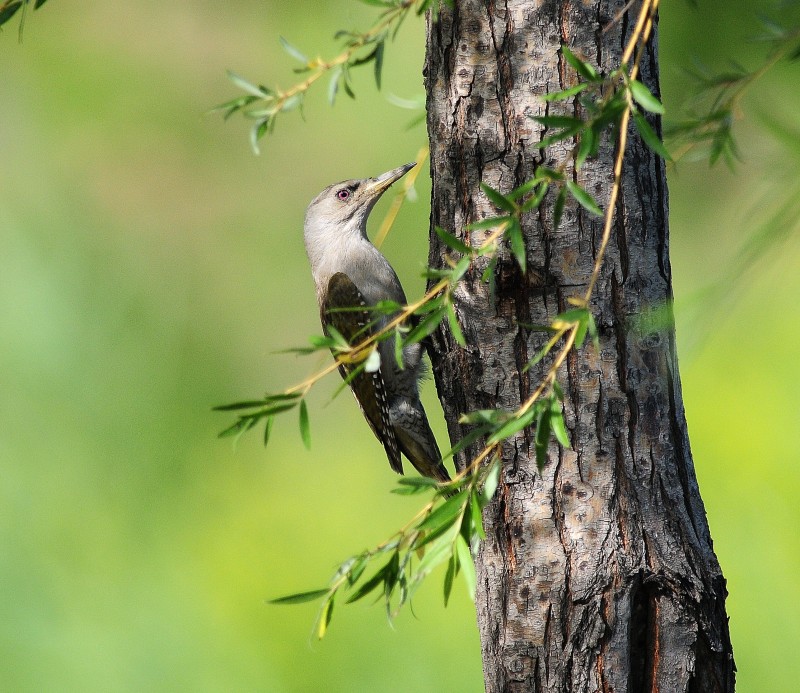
[487,407,536,445]
[348,556,368,586]
[345,563,388,603]
[443,555,456,607]
[299,400,311,449]
[279,35,309,64]
[257,402,302,416]
[594,91,628,128]
[441,424,492,461]
[435,226,472,254]
[446,302,466,346]
[712,127,736,168]
[325,324,350,350]
[534,167,565,182]
[350,43,379,68]
[521,181,549,213]
[481,183,516,213]
[227,70,269,99]
[213,400,271,412]
[374,299,404,314]
[574,311,589,348]
[217,419,250,439]
[562,45,600,81]
[556,307,590,324]
[328,67,342,105]
[307,334,337,349]
[587,312,600,350]
[412,294,444,315]
[374,39,385,90]
[391,476,439,495]
[522,340,553,373]
[455,534,476,600]
[210,94,255,117]
[417,492,467,533]
[398,476,440,489]
[250,119,268,155]
[481,459,501,506]
[342,66,356,99]
[450,255,471,284]
[542,82,589,102]
[332,361,367,400]
[414,512,461,549]
[268,588,329,605]
[383,552,400,600]
[630,80,665,114]
[508,178,538,200]
[263,415,274,448]
[537,125,585,150]
[391,484,431,496]
[549,399,571,448]
[566,180,603,216]
[280,94,302,113]
[317,596,334,639]
[404,307,446,346]
[415,526,458,577]
[266,392,305,402]
[468,215,511,231]
[576,127,596,170]
[534,407,551,471]
[633,112,672,161]
[506,219,526,273]
[470,493,486,539]
[0,0,22,26]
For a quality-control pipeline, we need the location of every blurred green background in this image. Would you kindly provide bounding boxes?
[1,1,797,690]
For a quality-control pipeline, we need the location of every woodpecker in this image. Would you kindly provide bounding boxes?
[303,163,450,482]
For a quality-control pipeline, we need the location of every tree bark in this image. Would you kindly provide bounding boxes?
[424,2,735,691]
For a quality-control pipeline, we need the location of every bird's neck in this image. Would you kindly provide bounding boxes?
[304,221,373,299]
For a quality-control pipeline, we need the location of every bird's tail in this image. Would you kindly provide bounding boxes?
[392,400,450,483]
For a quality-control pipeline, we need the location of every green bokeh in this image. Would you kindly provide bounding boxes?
[1,1,797,690]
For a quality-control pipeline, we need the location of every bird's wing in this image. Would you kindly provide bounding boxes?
[322,272,403,475]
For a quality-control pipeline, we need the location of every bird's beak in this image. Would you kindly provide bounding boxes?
[363,162,416,198]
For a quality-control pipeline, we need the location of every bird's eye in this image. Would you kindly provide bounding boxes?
[336,189,350,201]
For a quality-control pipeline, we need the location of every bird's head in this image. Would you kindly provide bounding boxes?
[304,162,416,242]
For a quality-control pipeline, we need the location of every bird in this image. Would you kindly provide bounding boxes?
[303,163,450,482]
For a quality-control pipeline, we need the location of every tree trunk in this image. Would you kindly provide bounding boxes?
[424,2,735,691]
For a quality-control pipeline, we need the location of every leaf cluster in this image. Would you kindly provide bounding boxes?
[459,387,570,472]
[214,392,310,450]
[213,281,458,450]
[269,458,499,638]
[665,16,800,169]
[532,46,669,168]
[214,0,431,154]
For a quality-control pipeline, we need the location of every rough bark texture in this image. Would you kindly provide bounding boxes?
[424,2,735,691]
